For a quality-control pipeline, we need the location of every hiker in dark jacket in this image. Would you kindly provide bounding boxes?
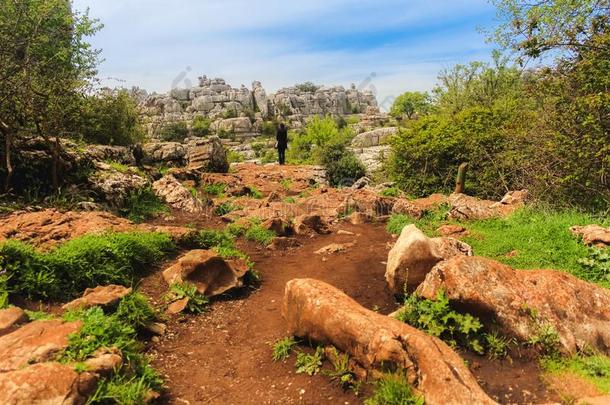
[276,123,288,165]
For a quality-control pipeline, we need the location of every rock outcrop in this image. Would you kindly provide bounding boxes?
[89,162,148,207]
[162,250,249,297]
[152,175,207,213]
[571,224,610,247]
[417,256,610,355]
[385,225,473,294]
[282,278,495,405]
[62,285,132,311]
[0,307,28,336]
[350,127,397,148]
[185,136,229,172]
[448,190,528,220]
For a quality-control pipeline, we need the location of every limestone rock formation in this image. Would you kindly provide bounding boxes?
[0,307,28,336]
[163,250,249,297]
[571,224,610,247]
[350,127,397,148]
[89,162,148,207]
[448,190,528,220]
[282,278,495,405]
[385,224,472,294]
[62,285,132,311]
[142,142,187,165]
[0,362,98,405]
[186,136,229,172]
[152,175,207,213]
[417,256,610,355]
[0,320,82,372]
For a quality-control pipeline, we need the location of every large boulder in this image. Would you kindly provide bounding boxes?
[0,307,28,336]
[152,175,207,213]
[0,362,98,405]
[89,163,148,207]
[293,214,330,235]
[350,127,397,148]
[162,250,248,297]
[142,142,187,165]
[448,190,528,220]
[62,285,132,311]
[0,320,82,372]
[385,224,472,294]
[282,278,495,405]
[571,224,610,247]
[417,256,610,355]
[186,136,229,172]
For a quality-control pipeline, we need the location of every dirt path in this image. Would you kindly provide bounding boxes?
[142,222,396,405]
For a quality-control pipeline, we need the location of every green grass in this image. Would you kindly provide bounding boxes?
[386,207,610,287]
[365,373,424,405]
[283,196,296,204]
[213,201,239,216]
[120,187,169,223]
[244,224,276,246]
[543,354,610,393]
[203,183,226,197]
[280,179,292,191]
[380,186,401,198]
[295,347,324,376]
[246,186,263,199]
[271,336,298,362]
[61,294,163,404]
[0,232,175,301]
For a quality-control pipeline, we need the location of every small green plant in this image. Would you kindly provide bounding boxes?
[295,347,325,375]
[380,186,401,198]
[386,204,451,236]
[271,336,298,362]
[280,179,292,191]
[120,187,169,223]
[203,183,226,197]
[165,282,209,314]
[246,186,263,199]
[526,321,561,355]
[578,248,610,283]
[114,292,157,329]
[396,291,485,354]
[227,150,245,163]
[213,201,238,216]
[244,224,275,246]
[323,348,358,390]
[365,372,424,405]
[158,121,188,142]
[191,115,212,137]
[485,331,513,359]
[283,196,296,204]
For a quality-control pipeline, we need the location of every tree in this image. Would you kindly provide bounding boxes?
[390,91,431,119]
[0,0,101,192]
[490,0,610,61]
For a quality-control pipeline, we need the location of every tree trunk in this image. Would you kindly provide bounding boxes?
[1,124,13,193]
[454,162,468,194]
[51,136,60,194]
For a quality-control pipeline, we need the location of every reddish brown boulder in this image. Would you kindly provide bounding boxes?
[0,307,28,336]
[282,278,495,405]
[162,250,248,297]
[437,224,469,237]
[346,211,373,225]
[385,224,472,294]
[266,237,301,251]
[571,224,610,247]
[0,320,82,372]
[0,209,191,249]
[391,198,425,219]
[314,242,355,255]
[62,285,132,311]
[262,217,293,237]
[417,256,610,355]
[0,362,98,405]
[448,190,528,220]
[293,214,330,235]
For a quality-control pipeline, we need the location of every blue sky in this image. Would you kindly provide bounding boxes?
[73,0,498,107]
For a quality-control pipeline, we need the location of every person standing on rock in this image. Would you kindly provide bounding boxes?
[276,123,288,165]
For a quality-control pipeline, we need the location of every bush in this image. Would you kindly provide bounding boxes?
[158,121,188,142]
[80,90,145,146]
[191,115,212,137]
[120,187,169,223]
[320,142,366,187]
[0,232,175,300]
[295,81,320,93]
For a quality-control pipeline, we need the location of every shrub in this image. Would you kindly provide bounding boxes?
[0,232,175,301]
[295,81,320,93]
[120,187,169,223]
[158,121,188,142]
[227,150,245,163]
[365,373,424,405]
[191,115,212,137]
[203,183,226,197]
[396,291,485,354]
[380,186,401,197]
[213,201,238,216]
[320,142,366,187]
[295,347,324,375]
[271,336,298,362]
[114,292,157,329]
[80,90,145,146]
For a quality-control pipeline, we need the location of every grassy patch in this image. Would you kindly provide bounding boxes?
[0,232,175,301]
[386,204,450,235]
[271,336,298,362]
[365,372,424,405]
[244,224,276,246]
[380,186,401,198]
[213,201,239,216]
[543,354,610,393]
[246,186,263,199]
[203,183,226,197]
[120,187,169,223]
[283,196,296,204]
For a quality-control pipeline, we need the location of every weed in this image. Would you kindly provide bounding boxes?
[271,336,298,362]
[165,282,209,314]
[365,372,424,405]
[485,331,514,359]
[244,224,275,246]
[386,204,451,235]
[578,248,610,284]
[246,186,263,199]
[396,291,485,354]
[526,321,561,355]
[323,347,357,390]
[203,183,226,197]
[380,187,401,198]
[295,347,325,375]
[24,309,54,321]
[120,187,168,223]
[284,196,296,204]
[213,201,238,216]
[280,179,292,191]
[114,292,156,329]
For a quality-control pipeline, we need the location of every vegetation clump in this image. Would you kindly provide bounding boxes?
[271,336,298,362]
[165,282,209,314]
[365,372,424,405]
